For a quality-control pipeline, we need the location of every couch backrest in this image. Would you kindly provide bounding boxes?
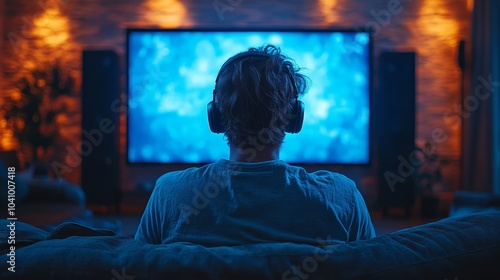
[1,212,500,279]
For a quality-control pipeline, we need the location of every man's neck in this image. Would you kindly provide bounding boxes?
[229,144,280,162]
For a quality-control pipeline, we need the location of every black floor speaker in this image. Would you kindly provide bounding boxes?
[377,51,416,217]
[81,50,121,212]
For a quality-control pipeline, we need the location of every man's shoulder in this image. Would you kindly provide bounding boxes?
[285,164,356,190]
[313,170,355,184]
[156,162,218,186]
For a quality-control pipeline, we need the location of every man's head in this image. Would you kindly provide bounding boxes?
[209,44,309,148]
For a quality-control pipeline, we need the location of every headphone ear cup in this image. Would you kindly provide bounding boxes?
[285,100,304,133]
[207,101,225,133]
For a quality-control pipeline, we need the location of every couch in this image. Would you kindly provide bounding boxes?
[1,211,500,279]
[1,159,88,229]
[450,190,500,217]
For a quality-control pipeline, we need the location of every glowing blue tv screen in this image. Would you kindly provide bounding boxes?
[127,29,370,164]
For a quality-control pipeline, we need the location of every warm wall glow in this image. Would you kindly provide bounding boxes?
[415,0,463,158]
[318,0,339,25]
[0,119,16,151]
[7,4,75,74]
[142,0,192,27]
[417,0,459,48]
[33,7,70,49]
[467,0,474,12]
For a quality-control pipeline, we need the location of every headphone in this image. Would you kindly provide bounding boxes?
[207,51,305,134]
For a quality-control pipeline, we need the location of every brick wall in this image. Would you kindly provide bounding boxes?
[1,0,471,199]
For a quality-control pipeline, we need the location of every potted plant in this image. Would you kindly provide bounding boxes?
[2,61,75,165]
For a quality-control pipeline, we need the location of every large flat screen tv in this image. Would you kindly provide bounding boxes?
[127,29,371,164]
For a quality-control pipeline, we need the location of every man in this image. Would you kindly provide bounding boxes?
[135,44,375,245]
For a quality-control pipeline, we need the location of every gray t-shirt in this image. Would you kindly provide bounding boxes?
[135,159,375,246]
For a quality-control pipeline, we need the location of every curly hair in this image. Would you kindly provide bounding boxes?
[215,44,309,147]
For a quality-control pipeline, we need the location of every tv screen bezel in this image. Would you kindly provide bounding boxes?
[125,27,373,167]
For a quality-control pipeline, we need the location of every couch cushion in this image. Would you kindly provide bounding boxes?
[450,190,500,217]
[1,212,500,279]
